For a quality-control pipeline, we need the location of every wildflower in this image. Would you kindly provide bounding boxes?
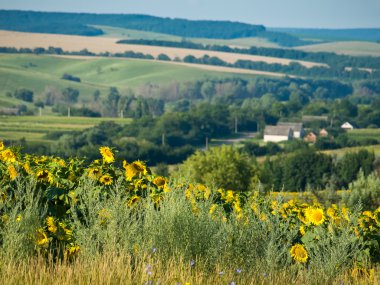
[36,228,49,246]
[290,244,308,263]
[190,259,196,267]
[100,174,113,185]
[304,207,325,226]
[99,146,115,163]
[152,247,157,253]
[236,268,242,274]
[219,271,224,276]
[230,282,236,285]
[0,140,4,150]
[7,164,18,180]
[16,214,22,222]
[1,149,17,163]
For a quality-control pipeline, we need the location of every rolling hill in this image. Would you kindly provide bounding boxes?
[0,30,325,68]
[0,53,277,107]
[0,10,311,47]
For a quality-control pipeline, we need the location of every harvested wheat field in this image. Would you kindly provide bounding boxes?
[0,30,326,68]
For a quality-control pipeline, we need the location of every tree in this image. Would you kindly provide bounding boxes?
[176,145,256,191]
[62,87,79,105]
[14,88,34,102]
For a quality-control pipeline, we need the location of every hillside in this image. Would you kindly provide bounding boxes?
[0,30,324,68]
[0,53,274,107]
[270,27,380,42]
[296,41,380,57]
[0,10,310,46]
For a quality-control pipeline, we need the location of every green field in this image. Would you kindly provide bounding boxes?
[296,41,380,57]
[0,53,258,106]
[95,25,281,48]
[347,128,380,141]
[322,144,380,157]
[0,115,132,143]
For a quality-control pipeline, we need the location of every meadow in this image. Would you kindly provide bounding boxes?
[0,143,380,284]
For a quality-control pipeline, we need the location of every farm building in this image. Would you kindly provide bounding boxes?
[277,122,305,138]
[341,122,354,130]
[264,125,294,142]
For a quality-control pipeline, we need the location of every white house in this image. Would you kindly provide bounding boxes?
[341,122,354,130]
[277,122,305,139]
[264,125,294,142]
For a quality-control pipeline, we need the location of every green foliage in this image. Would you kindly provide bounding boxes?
[343,171,380,210]
[335,150,375,188]
[176,145,256,191]
[13,88,34,102]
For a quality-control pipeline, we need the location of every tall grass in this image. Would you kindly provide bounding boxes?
[1,176,375,284]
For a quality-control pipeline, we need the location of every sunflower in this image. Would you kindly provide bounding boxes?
[153,176,167,189]
[100,174,113,185]
[0,141,4,151]
[128,195,141,207]
[304,207,325,226]
[299,225,306,236]
[290,243,308,263]
[1,149,16,163]
[99,146,115,164]
[46,216,57,234]
[124,161,147,180]
[36,228,49,246]
[7,164,18,180]
[36,169,54,184]
[66,243,80,258]
[88,167,102,180]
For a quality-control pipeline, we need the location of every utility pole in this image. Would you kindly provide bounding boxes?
[235,117,238,134]
[205,136,209,150]
[68,107,70,118]
[39,107,42,117]
[162,133,165,146]
[120,110,123,118]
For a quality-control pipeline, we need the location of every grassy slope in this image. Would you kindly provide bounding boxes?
[0,54,258,102]
[94,25,281,48]
[296,41,380,57]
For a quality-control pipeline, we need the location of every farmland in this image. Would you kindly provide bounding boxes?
[0,30,325,68]
[0,116,132,143]
[95,25,281,48]
[296,41,380,57]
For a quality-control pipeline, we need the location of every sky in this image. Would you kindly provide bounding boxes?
[1,0,380,29]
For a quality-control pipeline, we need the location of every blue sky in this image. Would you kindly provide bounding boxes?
[1,0,380,28]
